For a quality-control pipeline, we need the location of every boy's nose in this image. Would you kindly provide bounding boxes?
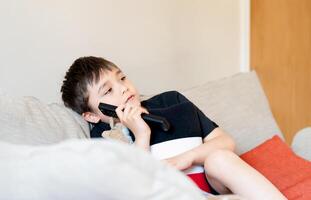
[120,84,129,94]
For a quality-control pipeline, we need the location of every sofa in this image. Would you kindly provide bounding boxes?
[0,71,310,200]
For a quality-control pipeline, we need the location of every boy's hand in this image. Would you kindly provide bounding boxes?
[163,151,195,171]
[115,103,151,142]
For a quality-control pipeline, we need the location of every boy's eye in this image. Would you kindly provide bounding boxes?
[104,88,112,95]
[121,76,126,81]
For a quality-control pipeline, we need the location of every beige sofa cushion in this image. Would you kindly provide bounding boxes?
[182,71,284,154]
[0,91,89,145]
[292,127,311,160]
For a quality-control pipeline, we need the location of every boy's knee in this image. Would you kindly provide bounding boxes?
[204,149,237,175]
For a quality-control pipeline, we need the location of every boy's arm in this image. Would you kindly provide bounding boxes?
[190,128,235,165]
[133,133,151,151]
[164,128,235,170]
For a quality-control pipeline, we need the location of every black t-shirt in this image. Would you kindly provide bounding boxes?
[90,91,219,193]
[90,90,218,144]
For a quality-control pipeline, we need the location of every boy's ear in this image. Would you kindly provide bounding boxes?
[82,112,101,123]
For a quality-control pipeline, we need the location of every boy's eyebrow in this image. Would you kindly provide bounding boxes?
[98,83,107,94]
[116,69,122,75]
[97,69,122,94]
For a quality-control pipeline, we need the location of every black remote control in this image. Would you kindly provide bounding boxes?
[98,103,170,131]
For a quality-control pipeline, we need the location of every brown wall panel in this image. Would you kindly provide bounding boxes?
[251,0,311,144]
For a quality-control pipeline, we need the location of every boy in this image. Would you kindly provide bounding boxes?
[61,56,286,200]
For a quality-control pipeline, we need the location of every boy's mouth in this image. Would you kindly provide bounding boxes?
[125,95,135,103]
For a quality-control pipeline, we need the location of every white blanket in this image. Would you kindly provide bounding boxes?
[0,139,205,200]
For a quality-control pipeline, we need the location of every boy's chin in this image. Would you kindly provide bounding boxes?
[126,98,141,106]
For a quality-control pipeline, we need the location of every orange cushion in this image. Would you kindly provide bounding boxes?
[240,135,311,200]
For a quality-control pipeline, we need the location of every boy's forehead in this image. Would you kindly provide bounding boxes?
[90,67,122,86]
[100,68,122,79]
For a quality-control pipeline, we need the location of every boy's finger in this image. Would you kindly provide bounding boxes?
[116,103,126,112]
[129,106,139,115]
[123,104,133,119]
[135,107,145,118]
[141,107,149,114]
[115,104,126,119]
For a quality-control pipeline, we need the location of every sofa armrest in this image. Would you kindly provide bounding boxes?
[291,127,311,161]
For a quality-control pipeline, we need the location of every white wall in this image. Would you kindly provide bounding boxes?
[0,0,247,103]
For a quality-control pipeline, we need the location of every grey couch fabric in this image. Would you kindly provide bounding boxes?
[0,92,89,145]
[292,127,311,160]
[182,71,283,154]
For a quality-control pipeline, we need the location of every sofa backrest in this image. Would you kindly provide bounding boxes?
[0,91,89,145]
[182,71,284,154]
[0,71,283,154]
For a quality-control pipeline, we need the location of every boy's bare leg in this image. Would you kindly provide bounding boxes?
[205,174,231,194]
[204,149,287,200]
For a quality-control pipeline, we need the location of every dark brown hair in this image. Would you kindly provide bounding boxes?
[61,56,118,114]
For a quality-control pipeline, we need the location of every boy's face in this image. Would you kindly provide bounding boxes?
[83,67,141,123]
